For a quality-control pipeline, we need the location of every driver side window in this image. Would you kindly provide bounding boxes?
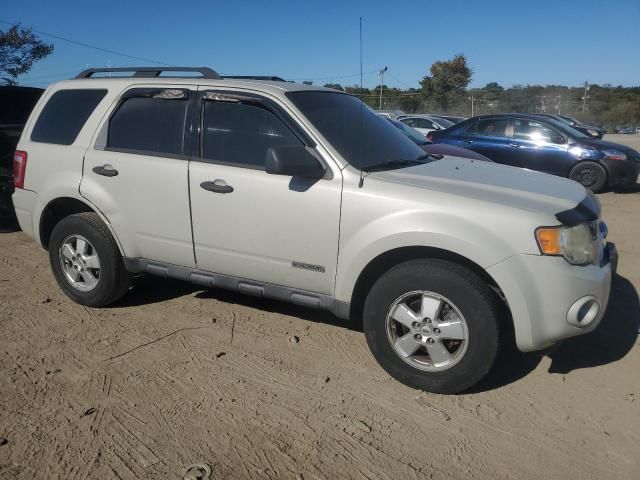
[202,101,302,169]
[514,119,564,144]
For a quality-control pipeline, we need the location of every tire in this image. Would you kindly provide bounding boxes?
[363,259,501,394]
[569,161,607,192]
[49,212,130,307]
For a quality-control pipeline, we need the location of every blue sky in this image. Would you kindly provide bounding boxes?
[3,0,639,89]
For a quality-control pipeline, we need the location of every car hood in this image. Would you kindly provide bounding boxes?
[421,143,492,162]
[577,138,640,160]
[370,157,588,217]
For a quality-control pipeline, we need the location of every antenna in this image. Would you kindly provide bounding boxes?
[359,17,365,188]
[359,17,363,99]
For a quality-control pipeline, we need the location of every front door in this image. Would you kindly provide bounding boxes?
[188,91,342,295]
[507,118,570,175]
[81,85,196,267]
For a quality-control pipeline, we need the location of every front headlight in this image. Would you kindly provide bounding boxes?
[535,222,602,265]
[602,149,627,161]
[569,145,600,159]
[587,129,599,137]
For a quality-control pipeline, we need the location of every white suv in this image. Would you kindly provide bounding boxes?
[12,67,616,393]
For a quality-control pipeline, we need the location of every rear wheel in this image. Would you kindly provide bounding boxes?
[49,213,130,307]
[569,161,607,192]
[363,259,501,394]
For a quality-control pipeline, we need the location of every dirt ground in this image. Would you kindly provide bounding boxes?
[1,135,639,479]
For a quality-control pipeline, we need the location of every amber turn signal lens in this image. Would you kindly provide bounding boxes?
[536,228,561,255]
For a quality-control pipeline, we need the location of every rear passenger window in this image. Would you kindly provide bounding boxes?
[107,94,189,156]
[202,101,301,168]
[31,89,107,145]
[474,118,510,138]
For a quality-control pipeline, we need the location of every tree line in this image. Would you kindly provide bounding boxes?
[322,54,640,128]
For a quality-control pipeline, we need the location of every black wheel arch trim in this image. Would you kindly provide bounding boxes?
[555,193,599,226]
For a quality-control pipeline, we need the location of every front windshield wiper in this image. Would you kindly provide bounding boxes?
[361,154,435,173]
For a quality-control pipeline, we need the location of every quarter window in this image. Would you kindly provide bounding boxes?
[107,95,189,156]
[202,101,302,168]
[31,89,107,145]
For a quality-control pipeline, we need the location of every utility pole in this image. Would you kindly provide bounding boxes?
[106,59,113,77]
[378,66,387,110]
[470,95,475,117]
[582,81,589,113]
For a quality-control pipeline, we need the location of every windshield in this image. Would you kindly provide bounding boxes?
[286,91,427,170]
[542,117,589,139]
[433,117,455,128]
[387,118,429,145]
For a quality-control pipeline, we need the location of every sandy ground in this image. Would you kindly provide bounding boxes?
[1,135,639,479]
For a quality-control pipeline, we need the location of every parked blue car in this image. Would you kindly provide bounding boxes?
[428,114,640,192]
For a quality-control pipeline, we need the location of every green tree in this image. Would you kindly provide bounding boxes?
[420,54,472,111]
[0,24,54,85]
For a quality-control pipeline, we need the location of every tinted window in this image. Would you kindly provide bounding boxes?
[514,119,564,144]
[108,96,188,156]
[202,101,301,168]
[31,89,106,145]
[474,118,510,138]
[403,117,436,129]
[287,92,425,170]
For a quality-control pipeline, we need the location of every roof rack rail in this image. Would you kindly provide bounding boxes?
[75,67,221,79]
[221,75,287,82]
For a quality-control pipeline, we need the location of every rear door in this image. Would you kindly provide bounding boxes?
[188,89,342,294]
[80,85,196,267]
[507,118,570,175]
[458,117,514,164]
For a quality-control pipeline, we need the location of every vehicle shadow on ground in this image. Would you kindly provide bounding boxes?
[546,274,639,374]
[194,287,363,333]
[110,275,202,307]
[111,273,362,332]
[607,181,640,194]
[112,273,638,390]
[474,274,639,392]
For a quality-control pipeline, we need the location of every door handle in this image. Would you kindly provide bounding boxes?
[509,143,521,148]
[200,180,234,194]
[92,164,119,177]
[463,139,474,144]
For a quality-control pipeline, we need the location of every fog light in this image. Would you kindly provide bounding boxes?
[567,296,599,327]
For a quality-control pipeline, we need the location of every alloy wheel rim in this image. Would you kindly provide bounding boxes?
[385,291,469,372]
[59,234,101,292]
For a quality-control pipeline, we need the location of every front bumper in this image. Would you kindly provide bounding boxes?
[487,243,615,352]
[602,158,640,186]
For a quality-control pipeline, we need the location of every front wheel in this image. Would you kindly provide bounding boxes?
[363,259,501,394]
[569,161,607,192]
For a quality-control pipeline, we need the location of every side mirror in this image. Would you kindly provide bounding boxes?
[550,134,565,145]
[265,145,326,179]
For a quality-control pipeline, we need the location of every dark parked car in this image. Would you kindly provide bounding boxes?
[615,126,634,134]
[428,113,640,192]
[0,86,43,230]
[534,113,605,139]
[388,119,491,161]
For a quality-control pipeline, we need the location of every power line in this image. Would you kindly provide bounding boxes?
[386,72,417,89]
[0,19,173,66]
[290,70,378,82]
